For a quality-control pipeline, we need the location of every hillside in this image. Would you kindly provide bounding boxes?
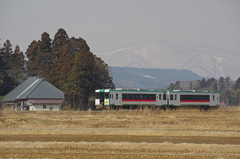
[100,41,240,80]
[110,67,202,89]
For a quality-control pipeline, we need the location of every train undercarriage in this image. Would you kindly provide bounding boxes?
[96,105,219,111]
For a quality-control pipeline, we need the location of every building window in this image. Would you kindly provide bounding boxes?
[43,105,46,109]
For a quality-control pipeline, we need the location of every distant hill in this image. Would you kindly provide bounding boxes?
[100,41,240,80]
[110,67,203,89]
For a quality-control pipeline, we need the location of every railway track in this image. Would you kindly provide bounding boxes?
[0,134,239,145]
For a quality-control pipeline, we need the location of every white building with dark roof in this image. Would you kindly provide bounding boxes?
[1,76,64,111]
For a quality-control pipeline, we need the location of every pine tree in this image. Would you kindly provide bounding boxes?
[24,28,115,110]
[218,77,225,92]
[68,37,90,57]
[234,77,240,90]
[52,28,69,59]
[65,52,83,109]
[26,40,40,76]
[51,44,72,89]
[2,40,13,70]
[200,78,206,88]
[174,81,181,90]
[0,40,21,95]
[39,32,52,53]
[225,76,232,90]
[37,32,53,80]
[94,56,115,89]
[9,45,25,85]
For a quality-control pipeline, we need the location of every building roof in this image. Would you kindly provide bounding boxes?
[1,76,64,102]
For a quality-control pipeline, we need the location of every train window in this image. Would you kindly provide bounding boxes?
[170,95,173,100]
[213,95,214,101]
[95,93,100,99]
[175,95,177,100]
[163,94,166,100]
[180,95,210,101]
[159,94,161,100]
[135,94,139,99]
[116,93,118,99]
[122,94,156,100]
[130,94,134,99]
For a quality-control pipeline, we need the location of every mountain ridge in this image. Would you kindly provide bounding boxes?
[99,40,240,80]
[110,66,203,89]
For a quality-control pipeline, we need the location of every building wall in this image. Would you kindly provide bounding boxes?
[29,104,60,111]
[2,100,62,111]
[3,103,16,111]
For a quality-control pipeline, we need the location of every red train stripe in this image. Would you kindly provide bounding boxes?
[122,99,156,102]
[180,100,210,102]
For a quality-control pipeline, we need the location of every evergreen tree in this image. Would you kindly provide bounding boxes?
[76,51,95,110]
[225,76,232,90]
[38,32,53,80]
[26,40,40,76]
[51,44,72,89]
[212,81,218,92]
[234,77,240,90]
[68,37,90,57]
[0,40,25,95]
[218,77,225,92]
[24,28,115,110]
[0,40,15,95]
[9,45,25,86]
[200,78,206,88]
[167,83,175,91]
[39,32,52,53]
[52,28,69,59]
[174,81,181,90]
[2,40,13,70]
[94,56,115,89]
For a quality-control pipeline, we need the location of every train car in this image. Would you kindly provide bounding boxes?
[95,89,219,110]
[169,90,220,110]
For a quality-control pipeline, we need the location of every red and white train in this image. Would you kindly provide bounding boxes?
[95,89,220,111]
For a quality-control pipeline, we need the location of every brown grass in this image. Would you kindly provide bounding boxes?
[0,106,240,158]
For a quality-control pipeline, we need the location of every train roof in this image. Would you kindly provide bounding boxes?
[95,89,219,94]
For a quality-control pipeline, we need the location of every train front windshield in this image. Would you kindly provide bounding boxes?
[95,92,104,101]
[95,91,109,107]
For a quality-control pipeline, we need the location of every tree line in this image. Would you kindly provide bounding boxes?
[0,28,115,110]
[167,76,240,106]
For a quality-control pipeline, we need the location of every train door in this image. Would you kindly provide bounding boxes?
[104,91,110,106]
[216,93,220,105]
[169,93,176,106]
[112,91,120,106]
[158,93,163,106]
[212,94,216,106]
[162,92,168,106]
[174,94,179,106]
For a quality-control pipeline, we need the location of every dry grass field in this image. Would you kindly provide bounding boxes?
[0,107,240,158]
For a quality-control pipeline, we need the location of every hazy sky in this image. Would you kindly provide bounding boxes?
[1,0,240,55]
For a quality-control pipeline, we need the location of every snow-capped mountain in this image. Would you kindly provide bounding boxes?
[99,40,240,80]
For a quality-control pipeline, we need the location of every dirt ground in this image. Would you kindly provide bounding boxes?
[0,107,240,158]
